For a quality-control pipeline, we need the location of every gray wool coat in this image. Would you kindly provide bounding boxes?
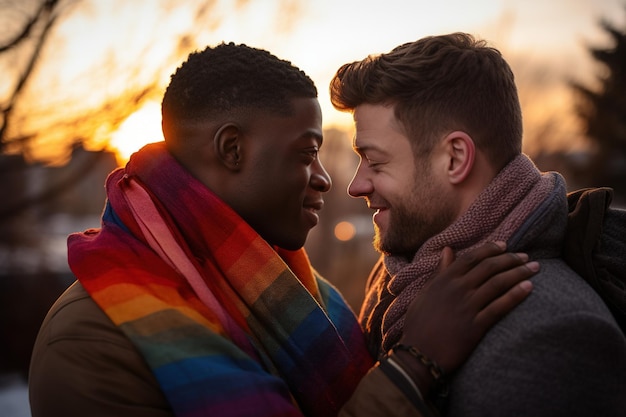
[444,186,626,416]
[362,182,626,416]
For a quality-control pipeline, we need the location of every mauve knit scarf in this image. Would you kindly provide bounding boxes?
[361,154,562,352]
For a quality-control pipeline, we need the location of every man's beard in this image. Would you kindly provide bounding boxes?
[374,194,455,258]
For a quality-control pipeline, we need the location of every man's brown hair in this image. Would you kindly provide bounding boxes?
[330,32,522,170]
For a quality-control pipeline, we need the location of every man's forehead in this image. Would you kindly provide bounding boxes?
[353,105,400,136]
[352,133,388,155]
[353,104,400,129]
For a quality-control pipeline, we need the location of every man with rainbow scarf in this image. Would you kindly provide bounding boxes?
[29,43,536,417]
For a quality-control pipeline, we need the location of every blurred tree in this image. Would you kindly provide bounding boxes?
[0,0,77,154]
[570,8,626,204]
[0,0,166,164]
[0,0,236,218]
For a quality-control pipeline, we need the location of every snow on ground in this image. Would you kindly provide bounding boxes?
[0,375,30,417]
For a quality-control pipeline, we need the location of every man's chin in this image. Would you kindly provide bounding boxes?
[375,235,420,258]
[373,235,394,256]
[372,230,384,253]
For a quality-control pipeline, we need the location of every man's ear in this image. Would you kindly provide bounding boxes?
[214,123,242,170]
[444,131,475,185]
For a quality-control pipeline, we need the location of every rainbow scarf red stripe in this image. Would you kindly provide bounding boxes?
[68,142,373,417]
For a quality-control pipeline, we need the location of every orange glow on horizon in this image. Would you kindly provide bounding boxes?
[109,101,164,164]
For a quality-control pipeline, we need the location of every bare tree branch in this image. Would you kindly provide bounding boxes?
[0,0,58,52]
[0,0,80,152]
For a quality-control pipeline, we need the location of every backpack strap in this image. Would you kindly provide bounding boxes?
[564,187,626,332]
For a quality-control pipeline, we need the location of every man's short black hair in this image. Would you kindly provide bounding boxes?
[162,42,317,135]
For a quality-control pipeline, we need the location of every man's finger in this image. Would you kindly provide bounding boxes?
[436,246,456,273]
[472,261,538,304]
[462,252,531,288]
[435,241,507,279]
[474,279,533,329]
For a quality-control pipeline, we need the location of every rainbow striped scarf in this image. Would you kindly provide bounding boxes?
[68,142,373,417]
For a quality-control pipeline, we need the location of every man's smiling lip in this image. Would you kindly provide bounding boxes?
[304,200,324,212]
[370,206,388,226]
[302,201,323,227]
[368,204,388,213]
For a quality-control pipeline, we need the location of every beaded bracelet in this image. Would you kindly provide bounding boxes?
[391,343,448,397]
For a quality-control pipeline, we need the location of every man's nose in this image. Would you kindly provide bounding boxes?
[311,160,332,192]
[347,165,372,198]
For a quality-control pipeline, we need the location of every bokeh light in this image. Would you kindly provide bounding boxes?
[334,221,357,241]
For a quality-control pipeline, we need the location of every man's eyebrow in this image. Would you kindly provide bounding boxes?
[300,130,323,145]
[353,143,387,156]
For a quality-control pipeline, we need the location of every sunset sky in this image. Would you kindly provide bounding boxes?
[7,0,626,162]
